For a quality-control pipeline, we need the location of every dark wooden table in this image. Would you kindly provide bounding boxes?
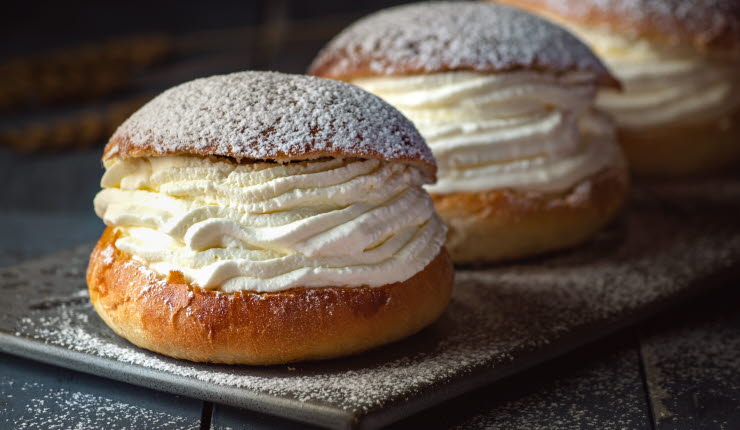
[2,1,739,428]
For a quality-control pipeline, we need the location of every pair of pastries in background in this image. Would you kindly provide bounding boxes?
[88,72,453,365]
[495,0,740,176]
[310,2,629,264]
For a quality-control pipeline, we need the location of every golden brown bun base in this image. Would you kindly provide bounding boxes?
[431,166,628,264]
[87,227,454,365]
[619,110,740,177]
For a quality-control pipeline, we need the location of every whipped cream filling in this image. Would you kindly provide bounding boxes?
[564,25,740,129]
[353,71,622,194]
[94,156,446,293]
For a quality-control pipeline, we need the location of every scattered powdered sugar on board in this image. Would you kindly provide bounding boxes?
[0,379,199,430]
[451,349,647,429]
[2,176,740,426]
[108,71,434,167]
[638,291,740,427]
[309,2,612,80]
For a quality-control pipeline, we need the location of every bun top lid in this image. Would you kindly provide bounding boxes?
[309,1,618,87]
[104,71,435,175]
[495,0,740,55]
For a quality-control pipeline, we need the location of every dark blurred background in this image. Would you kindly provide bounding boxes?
[0,0,417,265]
[3,5,740,430]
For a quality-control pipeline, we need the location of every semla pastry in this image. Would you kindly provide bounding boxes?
[495,0,740,176]
[309,2,629,264]
[87,71,453,365]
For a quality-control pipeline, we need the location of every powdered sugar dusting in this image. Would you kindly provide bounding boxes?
[100,245,114,266]
[122,260,167,288]
[3,177,740,426]
[451,349,646,429]
[1,379,199,430]
[107,71,434,168]
[309,2,612,81]
[641,320,740,427]
[502,0,740,50]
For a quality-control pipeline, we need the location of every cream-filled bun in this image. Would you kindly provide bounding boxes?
[309,2,629,264]
[495,0,740,176]
[87,71,453,365]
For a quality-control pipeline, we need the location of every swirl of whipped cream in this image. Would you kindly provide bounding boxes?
[94,156,446,293]
[564,25,740,130]
[352,71,622,194]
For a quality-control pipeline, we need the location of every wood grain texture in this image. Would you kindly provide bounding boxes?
[211,403,323,430]
[0,352,202,430]
[388,332,652,429]
[640,284,740,430]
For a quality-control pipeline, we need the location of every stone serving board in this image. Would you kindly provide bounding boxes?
[1,176,739,430]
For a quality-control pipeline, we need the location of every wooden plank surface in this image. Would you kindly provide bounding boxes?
[211,403,323,430]
[0,352,203,430]
[388,333,652,429]
[640,284,740,430]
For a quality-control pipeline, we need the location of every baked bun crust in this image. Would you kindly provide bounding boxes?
[432,166,628,264]
[90,71,452,364]
[619,108,740,176]
[495,0,740,56]
[308,2,618,88]
[104,71,435,177]
[87,227,454,365]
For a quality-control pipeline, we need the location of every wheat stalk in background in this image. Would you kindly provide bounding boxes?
[0,97,150,152]
[0,35,170,110]
[0,10,362,153]
[0,35,171,152]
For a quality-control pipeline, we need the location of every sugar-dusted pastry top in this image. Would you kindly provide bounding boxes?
[94,156,446,293]
[353,70,624,194]
[104,71,435,176]
[309,2,617,87]
[495,0,740,54]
